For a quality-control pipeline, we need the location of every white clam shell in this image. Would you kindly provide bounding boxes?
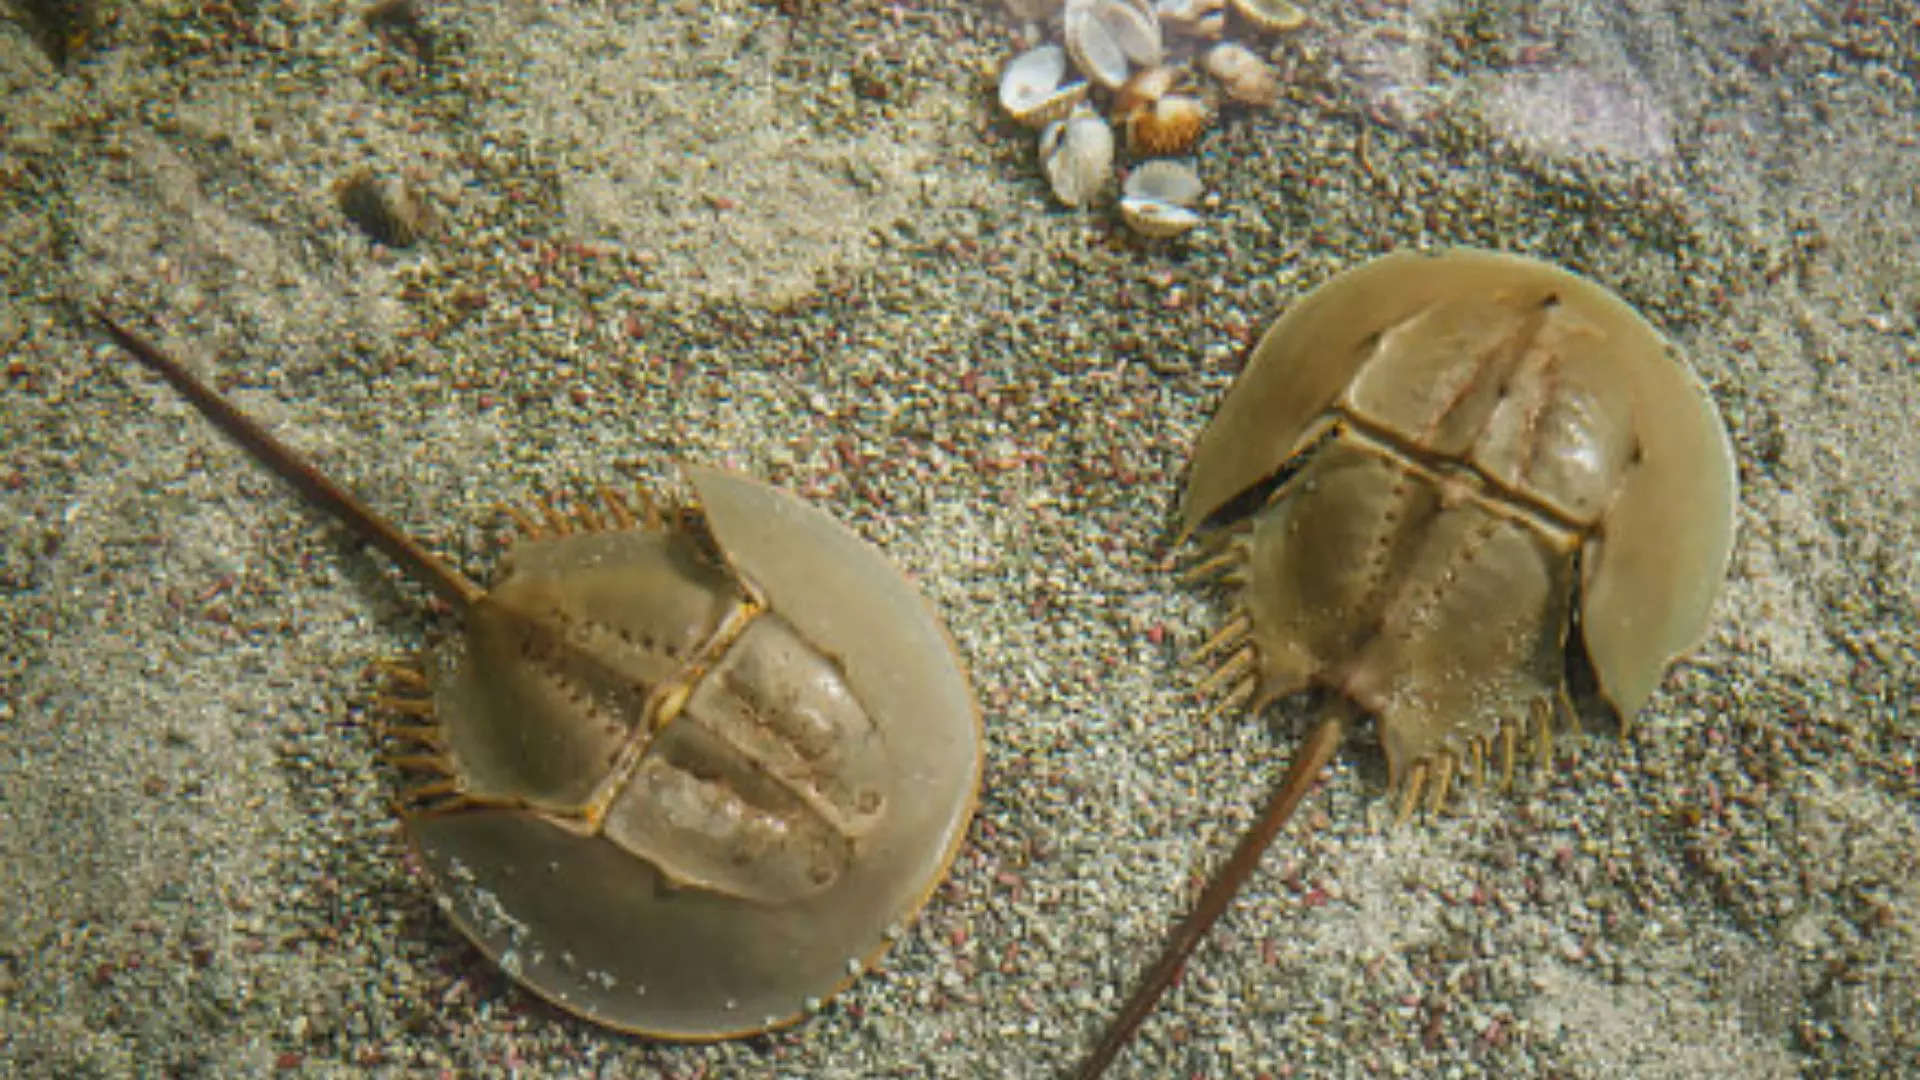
[999,44,1091,127]
[1119,196,1203,237]
[1064,0,1164,89]
[1123,159,1203,205]
[1038,105,1116,208]
[1120,159,1204,237]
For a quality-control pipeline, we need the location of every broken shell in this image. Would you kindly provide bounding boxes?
[1202,41,1280,106]
[1119,159,1204,237]
[999,44,1091,128]
[1039,104,1115,208]
[1123,92,1209,155]
[1064,0,1164,89]
[1228,0,1306,33]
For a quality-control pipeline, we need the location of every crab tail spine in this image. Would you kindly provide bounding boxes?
[1073,700,1350,1079]
[94,311,485,613]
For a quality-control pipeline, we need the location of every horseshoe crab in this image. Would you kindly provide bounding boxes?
[94,314,982,1040]
[1077,249,1737,1074]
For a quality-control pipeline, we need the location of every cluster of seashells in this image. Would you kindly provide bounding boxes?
[998,0,1306,237]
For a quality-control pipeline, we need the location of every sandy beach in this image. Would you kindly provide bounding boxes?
[3,1,1915,1076]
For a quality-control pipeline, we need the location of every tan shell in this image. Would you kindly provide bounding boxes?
[1122,92,1209,155]
[416,467,981,1037]
[1181,249,1736,794]
[96,316,982,1040]
[1227,0,1305,33]
[1201,41,1280,106]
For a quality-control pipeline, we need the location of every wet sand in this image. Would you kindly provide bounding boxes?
[2,2,1915,1076]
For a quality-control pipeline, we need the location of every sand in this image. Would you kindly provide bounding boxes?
[2,1,1915,1076]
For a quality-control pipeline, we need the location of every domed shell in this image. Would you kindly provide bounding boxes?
[410,465,981,1039]
[1181,249,1736,720]
[90,313,982,1043]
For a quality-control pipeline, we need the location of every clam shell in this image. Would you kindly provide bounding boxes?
[1064,0,1164,89]
[1110,63,1183,119]
[1202,41,1280,106]
[1039,105,1115,208]
[1120,159,1204,237]
[1229,0,1306,33]
[1124,93,1208,155]
[1119,196,1203,237]
[1000,44,1091,128]
[1123,158,1203,205]
[1154,0,1226,38]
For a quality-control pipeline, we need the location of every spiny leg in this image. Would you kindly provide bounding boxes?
[1198,675,1258,727]
[1425,751,1456,815]
[1534,696,1555,774]
[389,778,468,815]
[380,723,442,746]
[368,658,437,729]
[537,495,571,536]
[632,480,663,529]
[573,491,605,532]
[1178,547,1244,586]
[365,659,464,808]
[598,483,636,529]
[386,752,451,774]
[1194,646,1257,699]
[384,748,468,812]
[1500,721,1519,791]
[371,659,429,690]
[372,692,434,717]
[1188,612,1251,664]
[500,500,544,539]
[1395,760,1429,825]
